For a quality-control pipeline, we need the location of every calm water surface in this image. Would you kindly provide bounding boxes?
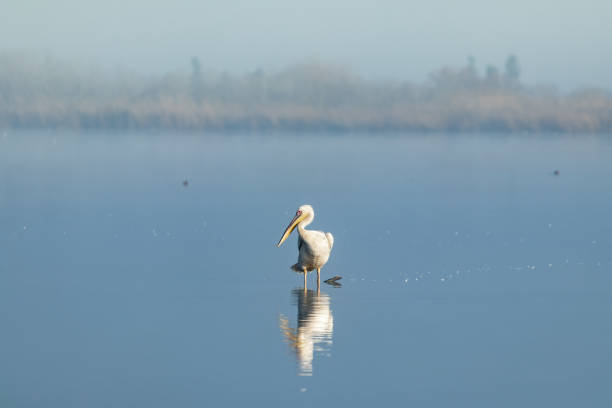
[1,131,611,407]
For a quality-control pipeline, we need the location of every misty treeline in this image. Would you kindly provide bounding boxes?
[0,52,610,132]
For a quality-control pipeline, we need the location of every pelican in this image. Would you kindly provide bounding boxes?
[277,205,334,287]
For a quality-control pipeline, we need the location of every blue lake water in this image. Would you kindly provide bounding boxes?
[1,130,611,407]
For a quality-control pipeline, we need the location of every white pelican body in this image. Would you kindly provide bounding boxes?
[277,205,334,287]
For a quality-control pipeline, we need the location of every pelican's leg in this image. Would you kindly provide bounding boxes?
[303,267,308,289]
[317,268,321,288]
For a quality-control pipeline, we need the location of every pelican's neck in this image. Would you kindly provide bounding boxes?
[297,212,314,235]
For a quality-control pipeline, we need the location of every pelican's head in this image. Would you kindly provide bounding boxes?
[277,204,314,247]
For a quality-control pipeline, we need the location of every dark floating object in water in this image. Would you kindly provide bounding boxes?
[553,170,560,175]
[325,280,342,287]
[182,180,189,186]
[324,276,342,283]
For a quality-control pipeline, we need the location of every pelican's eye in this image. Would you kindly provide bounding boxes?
[296,210,302,216]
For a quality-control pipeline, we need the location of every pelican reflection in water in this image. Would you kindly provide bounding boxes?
[277,205,334,288]
[279,288,334,376]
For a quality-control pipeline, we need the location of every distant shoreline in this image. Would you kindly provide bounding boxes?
[2,100,610,134]
[1,54,611,134]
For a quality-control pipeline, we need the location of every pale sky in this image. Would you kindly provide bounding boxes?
[2,0,611,89]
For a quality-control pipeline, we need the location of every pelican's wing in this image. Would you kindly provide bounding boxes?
[307,230,333,251]
[325,232,334,250]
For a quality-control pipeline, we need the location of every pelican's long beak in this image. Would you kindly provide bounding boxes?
[277,213,306,247]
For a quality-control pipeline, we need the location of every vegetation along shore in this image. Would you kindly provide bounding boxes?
[1,53,610,133]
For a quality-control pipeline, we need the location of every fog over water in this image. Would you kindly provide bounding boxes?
[2,2,612,406]
[3,0,612,89]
